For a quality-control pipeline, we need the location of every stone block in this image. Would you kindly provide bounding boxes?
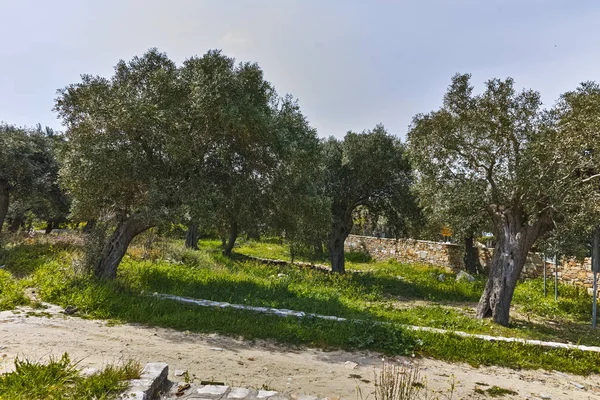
[257,390,279,398]
[197,385,230,398]
[228,387,253,399]
[121,362,168,400]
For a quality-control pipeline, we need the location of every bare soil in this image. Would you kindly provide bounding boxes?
[1,305,599,399]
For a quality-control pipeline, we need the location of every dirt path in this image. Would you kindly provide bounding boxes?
[1,305,599,400]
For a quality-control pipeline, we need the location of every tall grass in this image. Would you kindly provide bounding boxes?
[0,353,140,400]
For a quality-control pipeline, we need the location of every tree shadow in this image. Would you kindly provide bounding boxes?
[127,261,375,321]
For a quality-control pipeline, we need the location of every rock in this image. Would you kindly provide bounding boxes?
[197,385,229,396]
[174,369,186,377]
[62,305,78,315]
[456,270,475,282]
[437,274,445,282]
[122,362,169,400]
[344,361,358,370]
[209,347,224,351]
[277,273,288,278]
[257,390,279,398]
[227,387,252,399]
[539,394,551,399]
[570,381,585,389]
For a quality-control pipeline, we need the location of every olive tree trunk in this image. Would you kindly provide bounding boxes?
[0,180,8,232]
[8,215,24,233]
[329,214,353,273]
[464,235,480,274]
[185,223,199,250]
[223,220,238,258]
[94,215,151,280]
[45,220,57,235]
[476,211,546,326]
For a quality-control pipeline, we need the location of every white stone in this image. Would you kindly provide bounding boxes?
[570,381,585,389]
[174,369,186,377]
[227,387,251,398]
[456,270,475,282]
[344,361,358,370]
[539,394,551,399]
[209,347,224,351]
[257,390,278,398]
[197,385,229,396]
[296,396,319,400]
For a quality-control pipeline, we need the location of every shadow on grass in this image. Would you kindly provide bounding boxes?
[0,241,78,278]
[230,250,483,304]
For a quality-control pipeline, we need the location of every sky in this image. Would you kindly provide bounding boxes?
[1,0,600,139]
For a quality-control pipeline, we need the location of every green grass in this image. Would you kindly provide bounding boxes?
[1,235,600,376]
[0,353,140,400]
[0,269,29,310]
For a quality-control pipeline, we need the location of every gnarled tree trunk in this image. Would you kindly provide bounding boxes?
[313,240,324,260]
[8,215,24,233]
[476,210,546,326]
[329,213,353,273]
[94,215,151,280]
[223,220,238,258]
[45,220,57,235]
[185,223,199,250]
[464,235,480,274]
[0,179,8,232]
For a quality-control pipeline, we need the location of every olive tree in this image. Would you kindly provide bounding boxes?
[408,74,600,326]
[268,96,329,261]
[0,125,34,232]
[323,126,415,273]
[177,51,280,257]
[0,124,62,233]
[55,49,182,279]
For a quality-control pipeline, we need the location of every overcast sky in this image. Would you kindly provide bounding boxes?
[1,0,600,138]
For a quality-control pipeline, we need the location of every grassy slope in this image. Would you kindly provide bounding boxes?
[0,235,599,375]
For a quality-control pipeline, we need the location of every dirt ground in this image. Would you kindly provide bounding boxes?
[1,305,599,400]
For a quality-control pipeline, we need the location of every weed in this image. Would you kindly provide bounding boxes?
[374,362,424,400]
[483,386,518,397]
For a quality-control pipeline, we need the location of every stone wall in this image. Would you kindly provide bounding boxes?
[345,235,599,296]
[345,234,470,272]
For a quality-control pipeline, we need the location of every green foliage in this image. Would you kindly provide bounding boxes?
[324,126,419,237]
[0,124,68,233]
[55,49,180,224]
[0,353,141,400]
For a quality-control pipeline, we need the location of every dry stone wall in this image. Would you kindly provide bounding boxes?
[345,235,599,296]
